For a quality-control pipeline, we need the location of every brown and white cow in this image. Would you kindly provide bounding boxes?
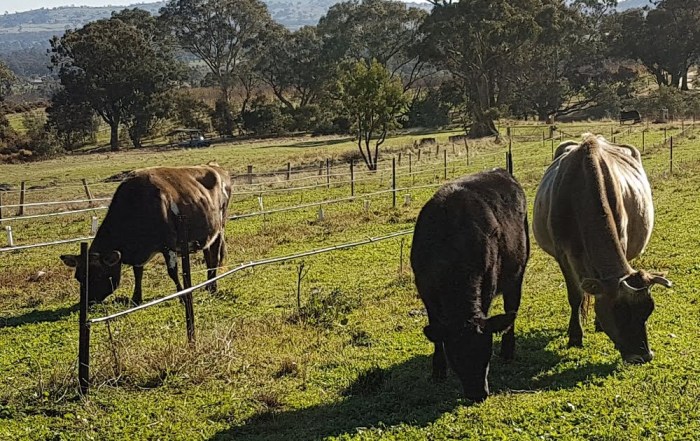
[60,163,231,305]
[411,168,530,401]
[533,134,671,364]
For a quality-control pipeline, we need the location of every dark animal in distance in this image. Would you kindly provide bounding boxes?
[620,110,642,124]
[60,163,232,305]
[533,134,671,364]
[410,168,530,402]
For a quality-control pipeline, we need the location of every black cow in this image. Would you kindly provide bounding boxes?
[410,168,530,401]
[620,110,642,124]
[60,163,231,305]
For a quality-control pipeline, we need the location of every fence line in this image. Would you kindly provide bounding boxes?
[88,229,413,325]
[0,235,95,253]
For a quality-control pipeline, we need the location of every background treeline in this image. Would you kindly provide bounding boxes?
[1,0,700,165]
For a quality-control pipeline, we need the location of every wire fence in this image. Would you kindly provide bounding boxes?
[1,124,696,252]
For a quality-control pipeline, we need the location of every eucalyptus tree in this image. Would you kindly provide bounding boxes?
[160,0,274,134]
[50,9,183,150]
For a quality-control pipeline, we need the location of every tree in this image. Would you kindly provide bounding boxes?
[50,10,184,151]
[420,0,563,137]
[0,61,15,145]
[256,24,326,111]
[337,59,408,170]
[46,89,99,150]
[160,0,273,135]
[607,1,700,89]
[317,0,431,90]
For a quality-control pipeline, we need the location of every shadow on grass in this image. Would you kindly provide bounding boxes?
[210,329,617,440]
[0,304,79,329]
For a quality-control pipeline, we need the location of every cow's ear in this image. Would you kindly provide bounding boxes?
[101,251,121,267]
[424,324,448,343]
[60,254,79,268]
[484,312,516,334]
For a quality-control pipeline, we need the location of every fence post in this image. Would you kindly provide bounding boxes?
[443,150,447,180]
[286,162,291,181]
[0,191,3,224]
[246,165,253,185]
[5,225,13,247]
[551,138,555,160]
[91,216,98,235]
[417,149,421,162]
[176,215,196,345]
[664,127,667,143]
[542,130,545,148]
[350,160,355,197]
[326,159,331,189]
[398,152,402,166]
[409,151,414,185]
[318,160,324,176]
[642,130,645,153]
[81,179,95,207]
[17,181,26,216]
[392,157,397,208]
[465,139,470,166]
[669,136,673,175]
[78,241,91,396]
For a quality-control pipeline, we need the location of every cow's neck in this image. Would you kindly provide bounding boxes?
[576,150,633,279]
[89,216,119,255]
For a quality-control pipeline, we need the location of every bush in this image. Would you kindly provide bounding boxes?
[633,86,689,121]
[405,88,452,128]
[241,99,292,136]
[289,287,359,329]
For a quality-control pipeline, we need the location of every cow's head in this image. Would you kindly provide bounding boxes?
[60,251,122,303]
[581,271,672,364]
[424,312,516,402]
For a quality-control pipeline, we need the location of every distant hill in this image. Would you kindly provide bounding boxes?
[0,0,651,74]
[0,1,430,56]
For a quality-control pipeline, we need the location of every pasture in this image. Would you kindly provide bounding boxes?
[0,122,698,440]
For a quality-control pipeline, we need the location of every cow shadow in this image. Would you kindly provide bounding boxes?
[0,304,79,329]
[209,329,617,441]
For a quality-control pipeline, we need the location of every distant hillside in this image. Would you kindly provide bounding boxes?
[0,0,430,55]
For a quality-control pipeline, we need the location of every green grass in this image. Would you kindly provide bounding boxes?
[0,122,699,440]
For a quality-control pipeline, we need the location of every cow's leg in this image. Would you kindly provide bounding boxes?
[500,271,524,360]
[426,306,448,381]
[163,249,184,292]
[202,234,223,293]
[432,342,447,381]
[132,266,144,306]
[560,261,584,348]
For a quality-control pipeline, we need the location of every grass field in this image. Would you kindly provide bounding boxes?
[0,122,698,440]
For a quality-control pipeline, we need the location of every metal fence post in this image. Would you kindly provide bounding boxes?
[392,157,397,208]
[177,215,195,345]
[670,136,673,175]
[350,160,355,197]
[78,241,91,395]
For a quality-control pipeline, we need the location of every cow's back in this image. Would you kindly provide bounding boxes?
[93,165,231,265]
[411,169,528,310]
[533,137,653,265]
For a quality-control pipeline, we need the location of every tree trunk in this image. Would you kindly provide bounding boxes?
[109,122,120,152]
[468,74,499,139]
[681,68,689,91]
[468,118,499,138]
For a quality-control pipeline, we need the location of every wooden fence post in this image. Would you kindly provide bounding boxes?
[542,130,546,148]
[350,160,355,197]
[443,150,447,180]
[417,149,421,162]
[0,191,3,224]
[177,215,195,345]
[286,162,291,181]
[398,152,402,166]
[17,181,26,216]
[642,130,645,153]
[82,179,95,207]
[78,241,91,395]
[318,160,324,176]
[326,159,331,189]
[664,127,667,143]
[246,166,253,185]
